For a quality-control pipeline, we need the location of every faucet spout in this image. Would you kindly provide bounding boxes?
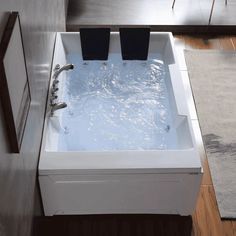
[51,102,67,115]
[53,64,74,79]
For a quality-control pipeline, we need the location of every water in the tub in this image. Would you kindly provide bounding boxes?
[58,53,177,151]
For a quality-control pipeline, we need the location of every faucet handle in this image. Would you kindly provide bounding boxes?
[51,87,59,93]
[54,64,60,71]
[52,79,59,88]
[51,94,58,99]
[50,94,58,105]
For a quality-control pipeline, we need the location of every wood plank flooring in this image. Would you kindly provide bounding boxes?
[33,36,236,236]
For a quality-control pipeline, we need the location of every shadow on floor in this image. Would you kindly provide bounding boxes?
[33,214,192,236]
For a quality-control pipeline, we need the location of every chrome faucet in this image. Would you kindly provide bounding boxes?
[53,64,74,80]
[51,102,67,115]
[49,64,73,115]
[50,64,74,105]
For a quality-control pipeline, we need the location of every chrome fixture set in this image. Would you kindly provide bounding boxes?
[50,64,74,115]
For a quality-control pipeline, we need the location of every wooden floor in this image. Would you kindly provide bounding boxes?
[33,36,236,236]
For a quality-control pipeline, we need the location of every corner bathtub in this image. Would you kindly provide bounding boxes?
[39,32,202,216]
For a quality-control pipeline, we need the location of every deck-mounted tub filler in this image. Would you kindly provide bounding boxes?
[39,31,203,216]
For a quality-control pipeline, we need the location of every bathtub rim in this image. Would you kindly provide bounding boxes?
[39,148,202,175]
[39,31,203,176]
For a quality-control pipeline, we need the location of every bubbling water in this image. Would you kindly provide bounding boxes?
[57,53,177,151]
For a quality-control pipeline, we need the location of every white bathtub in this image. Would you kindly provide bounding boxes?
[39,32,202,216]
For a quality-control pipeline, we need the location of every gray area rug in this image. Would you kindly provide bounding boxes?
[184,50,236,218]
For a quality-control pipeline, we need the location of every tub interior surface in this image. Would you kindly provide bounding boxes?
[56,53,180,151]
[45,32,193,152]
